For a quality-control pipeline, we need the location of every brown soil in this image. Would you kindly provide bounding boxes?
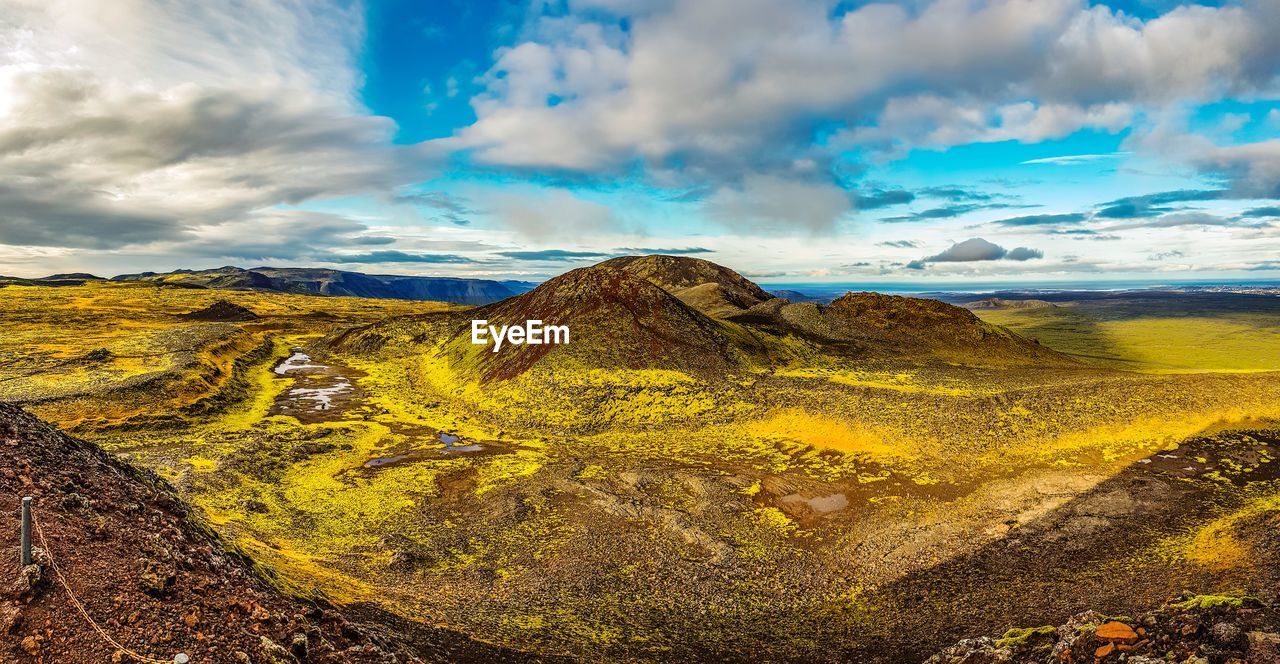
[0,402,557,663]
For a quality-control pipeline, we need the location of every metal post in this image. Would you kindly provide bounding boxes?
[20,497,32,566]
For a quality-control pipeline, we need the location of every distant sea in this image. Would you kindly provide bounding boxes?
[760,279,1280,299]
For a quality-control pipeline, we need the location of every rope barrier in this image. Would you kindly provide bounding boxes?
[31,510,175,664]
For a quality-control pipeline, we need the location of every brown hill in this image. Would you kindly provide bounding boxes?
[442,264,760,382]
[0,403,552,662]
[598,255,771,318]
[333,257,1068,381]
[963,297,1057,310]
[731,291,1066,365]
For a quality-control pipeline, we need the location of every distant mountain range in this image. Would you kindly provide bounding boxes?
[5,266,538,305]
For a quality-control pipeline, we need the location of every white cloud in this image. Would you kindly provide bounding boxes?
[1125,120,1280,199]
[448,0,1280,176]
[1021,152,1129,165]
[704,175,852,233]
[0,0,437,254]
[485,188,625,240]
[907,237,1044,269]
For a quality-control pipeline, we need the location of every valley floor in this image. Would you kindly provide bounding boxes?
[3,282,1280,661]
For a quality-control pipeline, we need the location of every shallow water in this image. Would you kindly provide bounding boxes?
[269,348,362,422]
[363,432,487,468]
[273,349,327,375]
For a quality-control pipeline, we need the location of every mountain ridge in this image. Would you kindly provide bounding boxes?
[109,266,530,305]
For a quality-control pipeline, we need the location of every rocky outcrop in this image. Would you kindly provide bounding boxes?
[926,595,1279,664]
[178,299,261,322]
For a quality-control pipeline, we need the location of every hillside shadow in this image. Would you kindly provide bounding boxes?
[829,427,1280,663]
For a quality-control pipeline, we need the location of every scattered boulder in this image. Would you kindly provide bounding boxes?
[178,300,260,322]
[1,602,22,633]
[930,595,1279,664]
[1095,620,1139,644]
[21,634,41,656]
[388,549,422,572]
[258,635,299,663]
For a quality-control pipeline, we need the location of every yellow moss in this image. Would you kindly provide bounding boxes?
[1171,594,1252,610]
[777,367,993,396]
[976,309,1280,373]
[747,408,913,462]
[182,456,218,472]
[576,464,608,480]
[237,534,374,604]
[1183,490,1280,571]
[474,450,548,496]
[755,507,796,535]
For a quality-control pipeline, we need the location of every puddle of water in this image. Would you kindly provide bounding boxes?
[365,453,412,468]
[287,377,352,410]
[267,348,504,467]
[778,491,850,516]
[362,433,490,469]
[269,348,364,423]
[274,348,327,375]
[807,492,849,513]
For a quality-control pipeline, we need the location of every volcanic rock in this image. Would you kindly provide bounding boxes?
[179,300,260,322]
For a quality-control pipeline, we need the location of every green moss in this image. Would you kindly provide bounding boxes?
[1171,594,1252,611]
[994,625,1057,649]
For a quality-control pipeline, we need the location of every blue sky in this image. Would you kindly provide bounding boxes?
[1,0,1278,283]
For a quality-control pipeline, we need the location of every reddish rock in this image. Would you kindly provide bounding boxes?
[1095,621,1138,644]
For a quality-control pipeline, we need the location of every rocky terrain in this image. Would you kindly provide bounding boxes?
[179,300,262,322]
[928,595,1280,663]
[4,255,1280,662]
[0,402,545,662]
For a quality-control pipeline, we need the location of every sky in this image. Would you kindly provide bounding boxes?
[1,0,1279,284]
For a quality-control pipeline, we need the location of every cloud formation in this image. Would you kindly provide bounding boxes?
[497,250,607,261]
[485,188,624,240]
[313,251,477,264]
[907,238,1043,269]
[1094,189,1226,219]
[882,203,1022,223]
[1242,207,1280,218]
[1021,153,1128,165]
[1106,212,1234,231]
[394,192,476,225]
[705,175,852,232]
[0,0,434,256]
[451,0,1280,181]
[994,213,1089,227]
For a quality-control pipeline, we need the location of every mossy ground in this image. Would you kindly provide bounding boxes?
[4,282,1280,661]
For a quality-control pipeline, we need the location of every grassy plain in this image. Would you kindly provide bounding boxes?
[3,281,1280,661]
[973,293,1280,372]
